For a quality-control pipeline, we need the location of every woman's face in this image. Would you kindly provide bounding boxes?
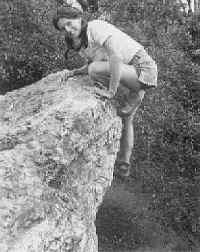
[57,17,82,39]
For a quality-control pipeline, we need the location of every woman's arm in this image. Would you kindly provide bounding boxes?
[72,64,88,75]
[109,54,121,95]
[103,37,122,97]
[62,64,88,82]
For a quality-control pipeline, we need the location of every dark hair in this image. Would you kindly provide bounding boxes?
[52,7,82,30]
[65,35,74,50]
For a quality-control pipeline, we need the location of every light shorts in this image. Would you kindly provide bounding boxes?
[129,48,158,87]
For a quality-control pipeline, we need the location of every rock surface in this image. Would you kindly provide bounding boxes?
[0,72,121,252]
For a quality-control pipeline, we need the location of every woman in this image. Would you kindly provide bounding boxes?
[53,7,158,178]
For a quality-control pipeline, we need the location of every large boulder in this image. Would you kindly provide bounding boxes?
[0,72,121,252]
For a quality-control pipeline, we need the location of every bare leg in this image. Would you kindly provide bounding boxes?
[120,90,145,162]
[88,61,141,91]
[88,61,146,177]
[119,114,134,164]
[116,90,145,177]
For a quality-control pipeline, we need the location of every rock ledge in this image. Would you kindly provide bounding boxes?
[0,73,121,252]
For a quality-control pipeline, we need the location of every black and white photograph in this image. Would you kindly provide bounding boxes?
[0,0,200,251]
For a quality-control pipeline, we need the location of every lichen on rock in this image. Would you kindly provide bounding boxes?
[0,71,121,252]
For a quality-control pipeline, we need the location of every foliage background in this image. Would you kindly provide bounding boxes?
[0,0,200,250]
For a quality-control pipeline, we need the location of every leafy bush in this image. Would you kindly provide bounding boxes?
[98,0,200,248]
[0,0,67,94]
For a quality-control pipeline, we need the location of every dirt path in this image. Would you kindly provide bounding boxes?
[96,179,191,252]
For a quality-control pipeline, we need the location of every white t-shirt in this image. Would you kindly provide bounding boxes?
[86,20,144,64]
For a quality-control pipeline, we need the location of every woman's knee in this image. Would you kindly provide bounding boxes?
[88,62,97,78]
[88,61,110,78]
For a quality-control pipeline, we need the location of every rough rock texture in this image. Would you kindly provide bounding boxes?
[0,72,121,252]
